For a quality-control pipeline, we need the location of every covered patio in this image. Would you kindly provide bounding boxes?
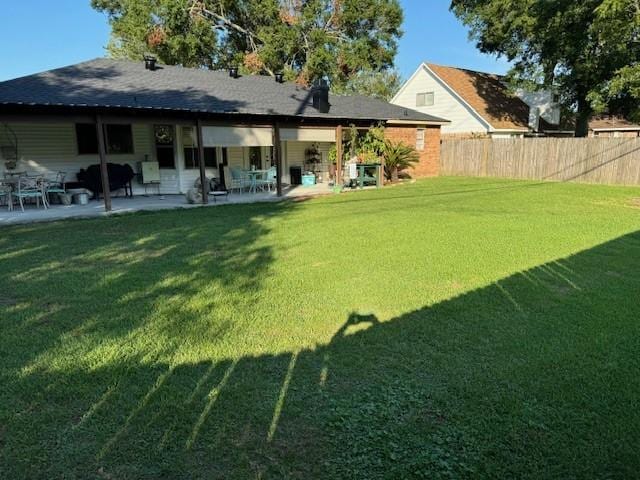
[0,183,332,226]
[1,57,447,221]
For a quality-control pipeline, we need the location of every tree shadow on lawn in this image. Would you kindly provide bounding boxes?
[2,216,639,479]
[0,200,297,369]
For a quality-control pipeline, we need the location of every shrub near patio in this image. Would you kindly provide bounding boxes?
[1,177,640,479]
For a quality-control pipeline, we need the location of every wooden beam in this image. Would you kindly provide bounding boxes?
[196,119,208,204]
[335,125,343,187]
[95,114,112,212]
[274,123,283,197]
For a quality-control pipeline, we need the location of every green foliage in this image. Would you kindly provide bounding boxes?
[345,123,386,161]
[332,69,403,101]
[450,0,640,135]
[92,0,219,67]
[92,0,404,98]
[382,139,419,181]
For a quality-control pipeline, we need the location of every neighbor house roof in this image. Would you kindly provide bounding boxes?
[0,58,448,125]
[589,116,640,132]
[425,63,530,131]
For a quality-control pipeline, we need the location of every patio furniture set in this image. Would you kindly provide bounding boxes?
[224,166,277,194]
[0,171,67,212]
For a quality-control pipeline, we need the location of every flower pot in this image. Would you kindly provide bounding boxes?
[58,193,73,205]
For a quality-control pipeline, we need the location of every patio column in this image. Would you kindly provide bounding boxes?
[274,123,283,197]
[196,119,208,205]
[335,125,343,187]
[95,114,112,212]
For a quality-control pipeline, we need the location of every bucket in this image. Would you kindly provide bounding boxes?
[58,193,73,205]
[73,193,89,205]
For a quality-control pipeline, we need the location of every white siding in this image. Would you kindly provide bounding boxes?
[0,123,157,195]
[391,66,488,135]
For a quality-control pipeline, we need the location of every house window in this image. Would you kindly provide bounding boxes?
[182,126,218,169]
[76,123,99,154]
[106,124,134,154]
[154,125,175,168]
[75,123,134,155]
[184,147,218,169]
[416,92,434,107]
[416,128,425,151]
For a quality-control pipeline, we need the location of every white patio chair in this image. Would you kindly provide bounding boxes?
[14,176,47,212]
[0,181,12,211]
[44,171,66,206]
[227,167,251,193]
[256,166,277,192]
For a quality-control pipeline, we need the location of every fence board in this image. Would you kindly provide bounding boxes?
[441,138,640,186]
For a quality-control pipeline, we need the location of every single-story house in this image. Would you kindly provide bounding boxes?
[391,62,561,139]
[0,58,449,211]
[588,116,640,138]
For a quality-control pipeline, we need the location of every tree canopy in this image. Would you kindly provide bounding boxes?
[450,0,640,136]
[91,0,403,100]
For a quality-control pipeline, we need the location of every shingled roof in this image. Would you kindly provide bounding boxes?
[426,63,530,131]
[589,116,640,131]
[0,58,448,124]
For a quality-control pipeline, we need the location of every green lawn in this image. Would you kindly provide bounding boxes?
[1,177,640,479]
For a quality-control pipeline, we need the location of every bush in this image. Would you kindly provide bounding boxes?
[383,140,419,182]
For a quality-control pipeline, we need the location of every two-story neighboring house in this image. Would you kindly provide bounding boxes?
[391,63,561,139]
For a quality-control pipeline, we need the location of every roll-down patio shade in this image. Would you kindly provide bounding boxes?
[280,128,336,142]
[201,126,273,147]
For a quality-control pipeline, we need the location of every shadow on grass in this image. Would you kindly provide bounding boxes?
[1,215,639,478]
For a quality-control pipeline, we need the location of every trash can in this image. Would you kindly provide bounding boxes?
[289,166,302,185]
[73,193,89,205]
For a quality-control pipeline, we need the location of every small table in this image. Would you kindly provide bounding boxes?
[356,163,382,189]
[245,170,268,193]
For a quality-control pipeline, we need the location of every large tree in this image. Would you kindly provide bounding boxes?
[450,0,640,136]
[91,0,403,100]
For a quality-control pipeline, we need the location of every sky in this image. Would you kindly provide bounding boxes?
[0,0,510,83]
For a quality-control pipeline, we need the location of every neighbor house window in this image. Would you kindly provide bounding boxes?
[416,128,425,151]
[416,92,434,107]
[182,126,218,169]
[75,123,134,155]
[154,125,175,168]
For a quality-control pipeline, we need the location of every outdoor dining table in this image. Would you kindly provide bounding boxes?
[245,169,269,193]
[0,174,57,211]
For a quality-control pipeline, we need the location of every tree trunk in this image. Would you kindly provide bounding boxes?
[391,166,399,182]
[575,95,592,138]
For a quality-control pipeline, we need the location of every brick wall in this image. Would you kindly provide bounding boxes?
[384,125,441,177]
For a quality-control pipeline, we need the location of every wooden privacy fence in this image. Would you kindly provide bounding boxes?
[441,138,640,186]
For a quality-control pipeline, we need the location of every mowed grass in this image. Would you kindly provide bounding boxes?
[1,177,640,479]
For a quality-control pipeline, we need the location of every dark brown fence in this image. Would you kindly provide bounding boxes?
[441,138,640,186]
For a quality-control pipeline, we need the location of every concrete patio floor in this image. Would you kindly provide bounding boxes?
[0,184,334,226]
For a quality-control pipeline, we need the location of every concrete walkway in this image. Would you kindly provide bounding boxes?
[0,184,333,226]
